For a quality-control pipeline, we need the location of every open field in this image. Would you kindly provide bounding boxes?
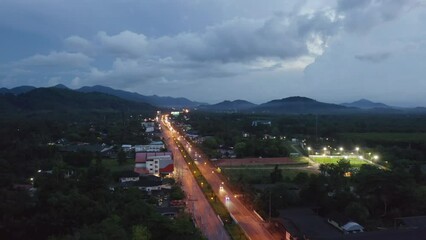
[310,156,369,167]
[216,157,308,167]
[222,167,316,184]
[340,132,426,144]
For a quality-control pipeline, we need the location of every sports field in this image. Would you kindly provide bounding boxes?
[311,156,369,167]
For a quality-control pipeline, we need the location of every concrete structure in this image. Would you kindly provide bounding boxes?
[121,144,132,151]
[135,152,173,176]
[118,170,140,183]
[142,121,155,133]
[278,208,341,240]
[252,120,272,127]
[134,141,165,152]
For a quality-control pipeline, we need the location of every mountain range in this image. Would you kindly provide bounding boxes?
[1,85,425,114]
[0,87,156,114]
[198,100,257,112]
[1,84,203,109]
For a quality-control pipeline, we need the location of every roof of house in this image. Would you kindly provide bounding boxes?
[279,208,342,240]
[329,227,426,240]
[342,222,364,232]
[120,175,162,188]
[396,216,426,228]
[119,170,140,178]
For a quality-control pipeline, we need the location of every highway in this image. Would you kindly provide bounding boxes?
[162,116,280,240]
[162,118,230,240]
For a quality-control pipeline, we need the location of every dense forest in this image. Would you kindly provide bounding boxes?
[0,111,203,240]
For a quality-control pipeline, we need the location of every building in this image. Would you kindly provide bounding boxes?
[142,121,155,133]
[134,141,165,152]
[135,152,174,176]
[327,213,364,234]
[278,208,342,240]
[118,170,140,183]
[252,120,272,127]
[121,144,132,152]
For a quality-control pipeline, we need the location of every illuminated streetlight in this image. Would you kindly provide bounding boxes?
[307,147,312,151]
[323,147,327,151]
[339,147,344,152]
[355,147,360,152]
[373,155,379,160]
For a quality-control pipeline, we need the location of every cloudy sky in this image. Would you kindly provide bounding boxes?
[1,0,426,106]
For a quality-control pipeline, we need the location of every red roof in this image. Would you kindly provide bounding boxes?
[160,164,174,173]
[135,152,172,163]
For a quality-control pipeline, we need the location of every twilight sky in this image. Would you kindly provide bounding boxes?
[1,0,426,106]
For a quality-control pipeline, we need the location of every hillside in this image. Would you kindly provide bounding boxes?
[199,100,257,112]
[254,96,353,114]
[341,99,390,109]
[78,85,203,108]
[0,87,156,114]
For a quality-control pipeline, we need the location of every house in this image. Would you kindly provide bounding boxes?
[135,152,174,176]
[118,170,140,183]
[395,216,426,229]
[116,175,164,192]
[157,207,181,219]
[142,121,155,133]
[252,120,272,127]
[100,146,116,158]
[121,144,132,152]
[327,213,364,234]
[134,141,165,152]
[278,208,342,240]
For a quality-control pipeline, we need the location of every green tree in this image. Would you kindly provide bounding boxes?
[345,202,369,224]
[117,149,126,165]
[132,225,151,240]
[270,165,282,183]
[234,142,247,158]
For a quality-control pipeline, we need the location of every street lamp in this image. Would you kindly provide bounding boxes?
[355,147,360,152]
[373,155,379,160]
[339,147,344,152]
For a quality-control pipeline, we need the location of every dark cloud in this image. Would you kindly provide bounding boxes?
[355,52,391,63]
[337,0,420,33]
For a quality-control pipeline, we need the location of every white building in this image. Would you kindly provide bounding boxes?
[135,141,165,152]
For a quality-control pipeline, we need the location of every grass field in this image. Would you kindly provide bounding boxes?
[222,167,315,184]
[311,156,369,167]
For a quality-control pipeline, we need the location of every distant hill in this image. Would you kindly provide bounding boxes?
[341,99,390,109]
[0,87,156,114]
[52,84,69,89]
[0,86,36,95]
[199,100,257,112]
[78,85,203,108]
[254,96,353,114]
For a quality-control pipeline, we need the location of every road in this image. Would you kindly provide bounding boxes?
[162,117,281,240]
[162,120,230,240]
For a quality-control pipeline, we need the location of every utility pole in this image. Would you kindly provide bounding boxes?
[315,114,318,143]
[269,191,272,223]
